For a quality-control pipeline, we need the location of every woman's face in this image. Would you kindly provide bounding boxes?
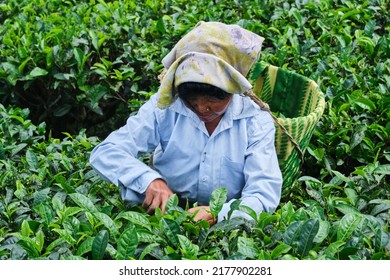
[181,94,232,123]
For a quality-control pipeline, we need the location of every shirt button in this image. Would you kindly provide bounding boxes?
[202,176,207,182]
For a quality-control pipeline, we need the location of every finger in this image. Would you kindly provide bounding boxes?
[142,197,151,209]
[187,206,202,214]
[147,197,162,214]
[208,217,217,225]
[146,206,155,214]
[187,208,200,216]
[142,195,154,212]
[161,201,166,214]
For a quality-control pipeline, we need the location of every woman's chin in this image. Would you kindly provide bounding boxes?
[197,113,217,122]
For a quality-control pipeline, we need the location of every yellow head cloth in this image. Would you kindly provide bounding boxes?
[156,21,264,109]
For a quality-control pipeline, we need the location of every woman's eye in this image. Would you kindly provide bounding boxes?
[207,97,221,103]
[183,95,221,104]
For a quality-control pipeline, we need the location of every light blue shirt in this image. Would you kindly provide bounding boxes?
[90,93,282,222]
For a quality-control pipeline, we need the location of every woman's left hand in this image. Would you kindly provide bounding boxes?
[188,206,216,225]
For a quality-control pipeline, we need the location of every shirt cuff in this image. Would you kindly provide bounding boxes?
[118,169,163,194]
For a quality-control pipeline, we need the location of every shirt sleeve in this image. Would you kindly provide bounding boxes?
[218,117,283,222]
[89,95,164,199]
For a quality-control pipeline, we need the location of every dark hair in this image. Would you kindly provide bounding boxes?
[177,82,231,100]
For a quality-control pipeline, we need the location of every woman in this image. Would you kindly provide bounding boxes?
[90,21,282,225]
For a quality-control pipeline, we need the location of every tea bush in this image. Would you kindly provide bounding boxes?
[1,0,179,137]
[0,0,389,260]
[1,104,389,260]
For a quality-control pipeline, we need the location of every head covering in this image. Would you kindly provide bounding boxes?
[156,21,264,109]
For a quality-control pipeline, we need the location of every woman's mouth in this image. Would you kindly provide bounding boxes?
[197,113,215,122]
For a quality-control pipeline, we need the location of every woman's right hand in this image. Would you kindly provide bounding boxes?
[142,179,174,214]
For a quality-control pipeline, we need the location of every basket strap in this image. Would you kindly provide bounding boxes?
[244,90,305,163]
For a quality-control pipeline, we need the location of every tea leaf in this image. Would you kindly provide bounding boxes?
[271,243,292,260]
[209,188,227,218]
[46,238,66,254]
[324,240,345,257]
[33,188,51,207]
[26,149,38,170]
[237,236,258,259]
[350,126,366,150]
[11,143,27,156]
[364,20,376,37]
[92,230,109,260]
[136,228,164,243]
[73,48,84,67]
[93,212,119,237]
[258,212,278,229]
[370,204,390,216]
[27,67,48,79]
[331,170,354,187]
[313,220,330,243]
[227,199,242,219]
[14,180,27,200]
[161,218,180,248]
[17,238,40,258]
[374,229,390,252]
[296,219,320,257]
[283,218,320,257]
[139,243,160,260]
[76,237,94,256]
[116,225,138,260]
[0,143,5,160]
[374,164,390,175]
[165,194,179,211]
[62,256,87,260]
[34,203,54,226]
[54,174,76,194]
[237,205,258,221]
[280,201,294,225]
[291,208,308,222]
[21,220,32,238]
[69,193,98,213]
[335,203,361,215]
[178,234,199,259]
[156,18,166,34]
[64,207,83,218]
[116,211,150,230]
[52,229,76,246]
[337,214,364,241]
[35,230,45,253]
[344,188,358,206]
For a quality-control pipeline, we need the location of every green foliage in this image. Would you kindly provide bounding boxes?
[0,104,389,260]
[0,0,173,137]
[2,0,387,139]
[0,0,389,260]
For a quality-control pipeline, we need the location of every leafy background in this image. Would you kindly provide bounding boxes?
[0,0,389,259]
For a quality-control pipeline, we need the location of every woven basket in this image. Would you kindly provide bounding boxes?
[249,61,326,189]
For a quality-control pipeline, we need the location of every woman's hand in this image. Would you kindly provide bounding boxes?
[142,179,173,214]
[188,206,216,226]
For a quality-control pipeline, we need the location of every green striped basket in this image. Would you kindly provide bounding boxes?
[249,61,326,190]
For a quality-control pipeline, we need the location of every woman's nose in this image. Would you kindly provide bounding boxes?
[196,103,209,113]
[192,98,209,113]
